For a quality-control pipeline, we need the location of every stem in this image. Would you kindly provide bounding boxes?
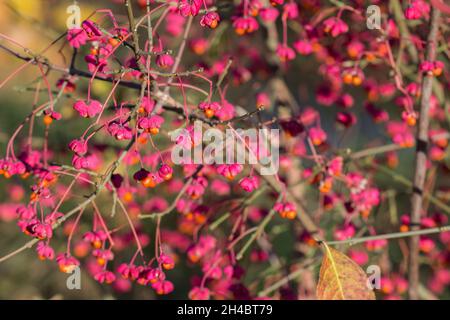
[349,143,403,160]
[66,208,85,254]
[235,194,283,260]
[117,198,144,257]
[257,258,317,297]
[0,83,146,264]
[390,0,419,63]
[125,0,145,72]
[408,7,441,300]
[370,163,450,214]
[152,15,194,115]
[327,225,450,246]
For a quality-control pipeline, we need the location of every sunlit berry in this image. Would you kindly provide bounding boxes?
[36,241,54,261]
[319,178,332,194]
[189,287,210,300]
[342,73,353,84]
[123,191,133,202]
[233,17,259,35]
[402,111,417,127]
[159,253,175,270]
[198,102,221,118]
[152,280,174,295]
[309,127,327,146]
[43,115,53,126]
[274,202,297,220]
[108,37,119,47]
[276,44,296,62]
[158,164,173,181]
[142,175,156,188]
[56,253,80,273]
[200,12,220,29]
[95,270,116,284]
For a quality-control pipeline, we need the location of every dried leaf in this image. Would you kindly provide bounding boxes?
[316,243,376,300]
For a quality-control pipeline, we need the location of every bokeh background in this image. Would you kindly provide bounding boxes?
[0,0,448,299]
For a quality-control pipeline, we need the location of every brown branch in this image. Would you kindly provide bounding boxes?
[408,7,441,300]
[125,0,146,73]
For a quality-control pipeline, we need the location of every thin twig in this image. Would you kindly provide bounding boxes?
[258,258,318,297]
[0,82,146,264]
[327,225,450,246]
[235,194,283,260]
[152,15,194,115]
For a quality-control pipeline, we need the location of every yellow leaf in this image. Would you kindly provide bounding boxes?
[316,243,376,300]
